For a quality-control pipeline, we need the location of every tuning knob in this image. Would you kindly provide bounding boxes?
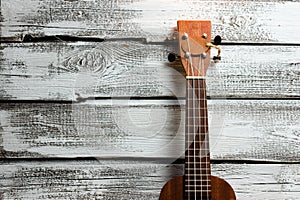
[213,56,221,62]
[168,53,179,62]
[206,35,222,62]
[213,35,222,45]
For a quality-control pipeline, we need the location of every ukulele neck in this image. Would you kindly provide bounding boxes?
[185,77,212,199]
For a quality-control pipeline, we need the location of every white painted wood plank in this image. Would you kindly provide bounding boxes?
[0,160,298,199]
[1,0,300,43]
[1,42,300,100]
[0,100,299,161]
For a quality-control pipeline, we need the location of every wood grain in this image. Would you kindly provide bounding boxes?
[1,0,300,43]
[0,100,299,161]
[0,160,298,200]
[2,1,300,199]
[1,42,300,100]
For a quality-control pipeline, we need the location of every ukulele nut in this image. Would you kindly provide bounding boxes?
[182,33,189,40]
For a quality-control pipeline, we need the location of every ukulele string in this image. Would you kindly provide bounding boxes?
[185,34,191,200]
[191,44,197,200]
[202,51,209,199]
[186,36,196,200]
[185,35,197,200]
[199,44,209,200]
[190,39,198,200]
[197,46,203,200]
[198,48,203,199]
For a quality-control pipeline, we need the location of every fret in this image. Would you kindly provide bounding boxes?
[185,184,211,186]
[185,170,211,173]
[184,174,211,176]
[186,98,206,100]
[185,185,211,188]
[185,152,210,156]
[185,174,211,179]
[186,114,208,117]
[185,139,209,141]
[187,88,206,91]
[185,161,211,163]
[185,183,211,186]
[185,169,211,171]
[186,146,210,148]
[186,119,208,121]
[185,151,210,154]
[186,125,209,128]
[186,129,209,133]
[185,136,208,140]
[185,178,211,181]
[185,164,211,167]
[185,163,210,166]
[187,132,208,137]
[185,150,210,152]
[186,119,207,121]
[184,185,211,188]
[185,174,211,176]
[186,110,207,113]
[184,190,211,192]
[185,136,209,138]
[185,173,210,176]
[186,105,207,108]
[185,134,209,137]
[185,152,210,154]
[186,104,207,107]
[185,146,210,150]
[185,155,210,158]
[185,146,210,149]
[185,148,210,150]
[185,188,212,191]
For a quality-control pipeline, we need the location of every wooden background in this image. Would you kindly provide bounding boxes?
[1,0,300,199]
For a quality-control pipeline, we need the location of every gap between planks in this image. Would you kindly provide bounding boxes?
[3,35,300,47]
[0,157,299,165]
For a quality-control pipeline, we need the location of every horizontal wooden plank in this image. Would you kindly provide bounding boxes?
[0,160,299,199]
[1,0,300,43]
[0,100,299,161]
[1,42,300,100]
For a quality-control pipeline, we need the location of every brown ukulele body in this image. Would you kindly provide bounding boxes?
[159,176,236,200]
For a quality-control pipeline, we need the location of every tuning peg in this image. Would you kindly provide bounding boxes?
[213,56,221,63]
[213,35,222,45]
[168,53,180,62]
[206,35,222,62]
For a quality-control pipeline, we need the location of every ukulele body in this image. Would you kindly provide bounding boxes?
[159,175,236,200]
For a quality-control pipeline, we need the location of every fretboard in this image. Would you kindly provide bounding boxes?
[184,77,212,200]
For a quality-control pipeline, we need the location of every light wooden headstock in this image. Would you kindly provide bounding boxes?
[176,20,221,77]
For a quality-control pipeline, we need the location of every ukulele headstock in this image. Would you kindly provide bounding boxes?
[174,20,221,77]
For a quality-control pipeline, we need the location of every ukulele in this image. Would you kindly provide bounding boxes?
[159,20,236,200]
